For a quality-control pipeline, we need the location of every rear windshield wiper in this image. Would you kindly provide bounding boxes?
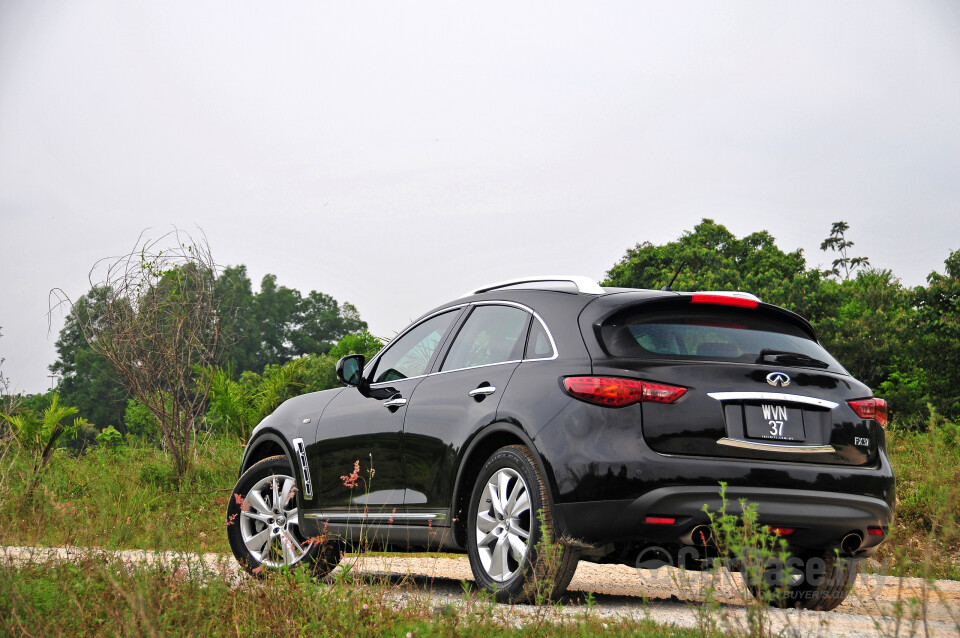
[757,349,830,369]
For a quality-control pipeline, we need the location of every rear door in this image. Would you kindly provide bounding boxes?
[588,297,881,466]
[401,303,530,514]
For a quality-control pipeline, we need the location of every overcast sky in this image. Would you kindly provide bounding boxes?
[1,1,959,395]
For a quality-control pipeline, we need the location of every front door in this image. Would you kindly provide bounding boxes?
[312,308,462,517]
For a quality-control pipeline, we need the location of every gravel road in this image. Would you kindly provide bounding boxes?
[3,546,958,637]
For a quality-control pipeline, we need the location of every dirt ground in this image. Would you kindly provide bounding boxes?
[4,546,959,637]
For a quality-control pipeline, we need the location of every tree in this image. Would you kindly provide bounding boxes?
[217,269,369,373]
[912,249,960,420]
[290,291,366,356]
[59,230,223,480]
[820,221,870,280]
[603,218,831,321]
[216,266,262,374]
[815,269,912,389]
[49,287,128,431]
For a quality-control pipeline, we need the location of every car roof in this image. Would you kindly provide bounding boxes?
[459,275,759,304]
[453,275,816,340]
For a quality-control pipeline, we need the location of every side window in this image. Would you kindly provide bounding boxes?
[441,305,529,372]
[371,311,458,383]
[524,316,555,359]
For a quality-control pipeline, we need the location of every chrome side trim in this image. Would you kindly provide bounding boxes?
[471,302,559,362]
[291,438,313,499]
[707,392,839,409]
[304,512,443,522]
[432,359,521,376]
[523,313,559,361]
[463,275,604,297]
[717,438,836,454]
[366,302,560,386]
[365,304,469,381]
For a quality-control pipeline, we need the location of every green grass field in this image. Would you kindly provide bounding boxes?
[0,421,957,636]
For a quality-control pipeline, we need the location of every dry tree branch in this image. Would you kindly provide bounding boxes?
[49,228,223,480]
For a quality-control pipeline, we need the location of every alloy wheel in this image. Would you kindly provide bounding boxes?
[239,473,312,568]
[474,467,532,581]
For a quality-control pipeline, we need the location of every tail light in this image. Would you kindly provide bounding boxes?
[644,516,676,525]
[690,293,759,309]
[563,377,687,407]
[769,526,795,537]
[847,397,888,428]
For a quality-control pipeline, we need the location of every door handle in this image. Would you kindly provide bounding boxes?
[468,386,497,397]
[383,396,407,409]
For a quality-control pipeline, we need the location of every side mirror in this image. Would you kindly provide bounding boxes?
[336,354,365,387]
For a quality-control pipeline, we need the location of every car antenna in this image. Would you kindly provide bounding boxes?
[661,260,686,291]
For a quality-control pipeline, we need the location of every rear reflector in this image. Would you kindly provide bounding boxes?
[867,526,884,536]
[769,526,795,537]
[563,377,687,407]
[690,293,758,309]
[645,516,676,525]
[848,397,888,428]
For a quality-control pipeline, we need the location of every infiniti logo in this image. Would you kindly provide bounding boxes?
[766,372,791,387]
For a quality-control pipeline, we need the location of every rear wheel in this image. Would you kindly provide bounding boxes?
[747,550,856,611]
[226,455,342,577]
[466,445,579,603]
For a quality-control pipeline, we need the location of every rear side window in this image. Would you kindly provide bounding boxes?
[525,317,555,359]
[600,306,846,373]
[441,305,529,371]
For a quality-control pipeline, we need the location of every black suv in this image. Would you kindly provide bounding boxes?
[227,276,894,610]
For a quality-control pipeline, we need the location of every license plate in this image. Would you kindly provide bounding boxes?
[744,404,805,442]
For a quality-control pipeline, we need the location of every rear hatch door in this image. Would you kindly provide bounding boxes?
[582,294,882,466]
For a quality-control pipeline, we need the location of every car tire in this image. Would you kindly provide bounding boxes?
[748,551,856,611]
[466,445,579,603]
[226,455,342,577]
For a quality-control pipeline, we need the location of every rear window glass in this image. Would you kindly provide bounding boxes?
[600,306,846,373]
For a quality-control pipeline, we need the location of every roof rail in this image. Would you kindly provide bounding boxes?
[462,275,605,297]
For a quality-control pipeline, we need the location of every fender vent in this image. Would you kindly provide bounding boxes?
[292,438,313,499]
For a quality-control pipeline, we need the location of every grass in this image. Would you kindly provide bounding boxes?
[1,423,955,579]
[0,557,718,638]
[0,435,241,554]
[879,417,960,580]
[0,419,958,636]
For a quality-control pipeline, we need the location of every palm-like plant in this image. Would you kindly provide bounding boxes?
[2,393,87,498]
[205,359,306,442]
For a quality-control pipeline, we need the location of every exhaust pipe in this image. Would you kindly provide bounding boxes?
[681,524,713,546]
[841,532,863,554]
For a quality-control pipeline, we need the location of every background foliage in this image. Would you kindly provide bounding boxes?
[1,219,957,444]
[604,218,960,425]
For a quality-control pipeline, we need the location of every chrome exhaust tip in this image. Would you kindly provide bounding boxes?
[841,532,863,554]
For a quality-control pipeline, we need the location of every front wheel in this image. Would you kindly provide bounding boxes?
[226,455,342,577]
[466,445,579,603]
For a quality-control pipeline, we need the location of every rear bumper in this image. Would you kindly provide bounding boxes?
[555,485,893,555]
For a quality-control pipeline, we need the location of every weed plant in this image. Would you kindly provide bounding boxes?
[880,412,960,580]
[0,434,242,553]
[0,556,718,637]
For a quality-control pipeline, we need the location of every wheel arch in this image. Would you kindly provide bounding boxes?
[240,431,295,476]
[449,423,560,550]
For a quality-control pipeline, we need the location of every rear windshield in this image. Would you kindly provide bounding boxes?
[600,306,846,373]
